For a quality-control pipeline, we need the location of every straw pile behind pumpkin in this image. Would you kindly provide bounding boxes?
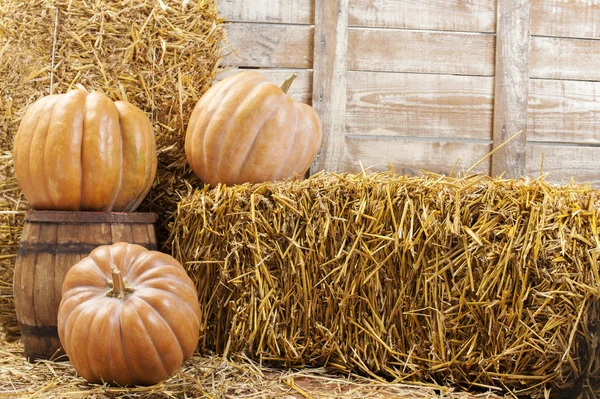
[171,171,600,397]
[0,0,224,334]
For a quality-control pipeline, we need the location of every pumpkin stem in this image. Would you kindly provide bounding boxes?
[110,269,127,299]
[279,74,297,94]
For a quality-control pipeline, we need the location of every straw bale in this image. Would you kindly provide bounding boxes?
[0,339,499,399]
[0,0,223,332]
[171,171,600,397]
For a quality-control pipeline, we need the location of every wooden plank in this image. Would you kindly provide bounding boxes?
[530,36,600,81]
[348,0,496,33]
[310,0,348,173]
[347,29,495,76]
[217,68,313,104]
[341,138,492,176]
[345,71,494,140]
[218,0,313,24]
[491,0,531,178]
[529,79,600,144]
[222,23,313,69]
[527,144,600,186]
[25,211,156,224]
[531,0,600,39]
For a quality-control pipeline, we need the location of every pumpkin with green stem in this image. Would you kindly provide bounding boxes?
[185,71,322,186]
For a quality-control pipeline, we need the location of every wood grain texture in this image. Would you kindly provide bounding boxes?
[347,29,495,76]
[342,138,492,176]
[348,0,496,32]
[492,0,531,178]
[530,36,600,81]
[218,0,313,24]
[531,0,600,39]
[223,23,313,69]
[529,79,600,144]
[346,71,494,139]
[217,68,313,104]
[25,211,157,224]
[527,144,600,186]
[310,0,348,173]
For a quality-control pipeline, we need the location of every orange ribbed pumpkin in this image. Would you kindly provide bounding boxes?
[13,89,157,212]
[185,71,322,186]
[57,243,201,386]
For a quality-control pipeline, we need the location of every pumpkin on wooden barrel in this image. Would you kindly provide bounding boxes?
[57,242,200,386]
[13,89,157,212]
[185,71,322,186]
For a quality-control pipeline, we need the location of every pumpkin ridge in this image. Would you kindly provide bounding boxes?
[84,303,112,381]
[128,297,170,379]
[202,79,268,183]
[117,301,140,385]
[270,100,301,181]
[37,97,61,209]
[136,285,200,327]
[289,106,313,178]
[15,97,47,206]
[190,73,253,177]
[106,101,125,211]
[135,294,186,366]
[235,93,287,181]
[78,93,88,210]
[214,80,273,181]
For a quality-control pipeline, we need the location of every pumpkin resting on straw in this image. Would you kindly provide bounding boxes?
[57,243,200,386]
[185,71,322,186]
[13,89,157,212]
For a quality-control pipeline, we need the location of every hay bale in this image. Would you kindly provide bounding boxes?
[0,0,223,333]
[170,171,600,397]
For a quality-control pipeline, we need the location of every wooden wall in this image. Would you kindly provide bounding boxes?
[218,0,600,186]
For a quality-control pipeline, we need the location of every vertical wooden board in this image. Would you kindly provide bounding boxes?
[347,29,495,76]
[527,144,600,186]
[218,0,313,24]
[14,223,41,327]
[131,223,156,250]
[147,224,157,249]
[217,68,313,104]
[341,138,492,176]
[348,0,496,33]
[531,0,600,39]
[55,224,83,315]
[33,224,58,326]
[222,23,313,69]
[528,79,600,144]
[110,223,134,243]
[530,36,600,81]
[345,71,494,139]
[310,0,349,173]
[491,0,531,178]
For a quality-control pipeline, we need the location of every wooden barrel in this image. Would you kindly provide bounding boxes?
[13,211,157,361]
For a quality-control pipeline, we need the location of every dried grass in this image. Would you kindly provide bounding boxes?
[0,0,224,333]
[171,171,600,398]
[0,339,501,399]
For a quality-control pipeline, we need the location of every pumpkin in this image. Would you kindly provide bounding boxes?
[185,71,322,186]
[57,242,201,386]
[13,89,157,212]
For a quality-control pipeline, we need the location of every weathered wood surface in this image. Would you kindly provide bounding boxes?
[527,144,600,186]
[347,29,495,75]
[341,138,492,176]
[13,212,157,361]
[529,79,600,144]
[491,0,531,178]
[217,68,313,104]
[222,23,313,68]
[346,71,494,139]
[530,36,600,81]
[531,0,600,39]
[218,0,313,24]
[310,0,348,173]
[348,0,496,32]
